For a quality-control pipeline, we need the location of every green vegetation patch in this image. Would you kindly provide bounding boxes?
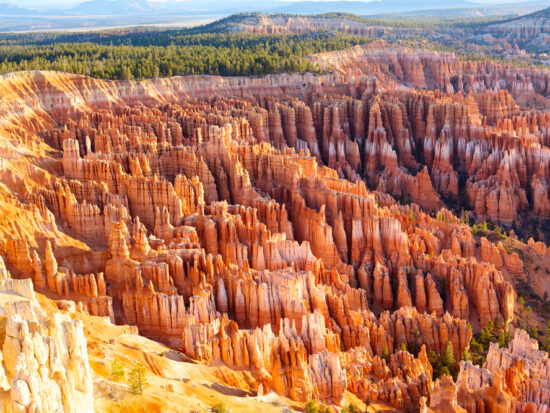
[0,31,371,80]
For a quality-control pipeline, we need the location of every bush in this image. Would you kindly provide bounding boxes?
[440,365,451,376]
[342,404,359,413]
[305,400,319,413]
[319,404,331,413]
[211,403,229,413]
[428,350,442,377]
[518,296,525,312]
[461,210,470,225]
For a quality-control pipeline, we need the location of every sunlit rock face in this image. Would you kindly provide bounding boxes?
[0,260,93,413]
[0,43,549,411]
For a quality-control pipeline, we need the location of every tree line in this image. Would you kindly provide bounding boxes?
[0,32,372,80]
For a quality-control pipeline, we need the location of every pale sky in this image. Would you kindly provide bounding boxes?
[12,0,541,7]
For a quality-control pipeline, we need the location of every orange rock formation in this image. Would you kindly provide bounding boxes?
[0,49,548,411]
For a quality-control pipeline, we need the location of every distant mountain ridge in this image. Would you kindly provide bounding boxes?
[1,0,546,17]
[491,4,550,23]
[0,0,549,32]
[67,0,154,15]
[271,0,476,15]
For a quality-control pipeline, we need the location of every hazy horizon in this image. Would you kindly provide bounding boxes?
[2,0,546,33]
[8,0,541,9]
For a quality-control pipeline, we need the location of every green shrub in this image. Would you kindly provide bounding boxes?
[305,400,319,413]
[342,403,359,413]
[210,403,230,413]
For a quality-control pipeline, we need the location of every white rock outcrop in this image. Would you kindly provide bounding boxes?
[0,256,93,413]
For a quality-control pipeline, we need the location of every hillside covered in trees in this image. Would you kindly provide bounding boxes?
[0,10,547,80]
[0,28,371,79]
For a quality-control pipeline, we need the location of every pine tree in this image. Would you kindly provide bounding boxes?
[497,331,507,348]
[381,348,390,362]
[481,221,488,234]
[443,342,456,378]
[110,357,125,382]
[128,362,148,395]
[543,319,550,352]
[365,396,371,413]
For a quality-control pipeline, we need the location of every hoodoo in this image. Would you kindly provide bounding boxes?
[0,10,549,412]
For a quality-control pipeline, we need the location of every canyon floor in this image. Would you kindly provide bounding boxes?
[0,37,549,413]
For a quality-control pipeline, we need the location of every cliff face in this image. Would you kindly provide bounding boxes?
[225,14,386,37]
[0,259,93,412]
[0,63,548,411]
